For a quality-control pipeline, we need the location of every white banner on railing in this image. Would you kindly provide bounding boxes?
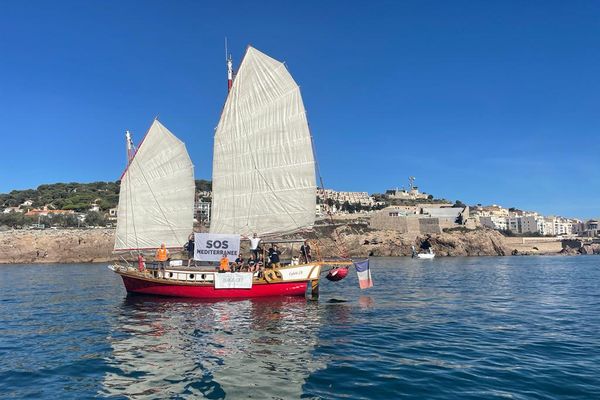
[194,233,240,262]
[214,272,253,289]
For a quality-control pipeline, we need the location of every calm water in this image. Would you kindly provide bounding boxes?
[1,257,600,399]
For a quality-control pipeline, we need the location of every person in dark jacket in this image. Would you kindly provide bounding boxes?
[185,234,195,267]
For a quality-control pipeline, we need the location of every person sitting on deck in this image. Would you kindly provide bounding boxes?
[268,244,282,268]
[155,243,169,270]
[256,261,264,277]
[234,253,244,271]
[248,259,256,273]
[300,240,312,264]
[219,253,230,272]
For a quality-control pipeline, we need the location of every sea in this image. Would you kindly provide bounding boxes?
[1,256,599,399]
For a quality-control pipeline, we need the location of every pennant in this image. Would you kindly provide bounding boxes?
[353,259,373,289]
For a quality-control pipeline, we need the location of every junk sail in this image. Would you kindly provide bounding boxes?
[211,46,317,236]
[114,120,195,251]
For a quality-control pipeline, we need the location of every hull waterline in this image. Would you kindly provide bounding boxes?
[121,274,309,298]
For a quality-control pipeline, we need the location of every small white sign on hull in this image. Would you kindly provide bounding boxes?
[214,272,253,289]
[279,264,320,281]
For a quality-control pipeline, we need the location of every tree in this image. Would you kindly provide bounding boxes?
[195,180,212,192]
[453,200,466,208]
[85,211,106,227]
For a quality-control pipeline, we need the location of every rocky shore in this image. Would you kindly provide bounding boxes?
[0,225,596,264]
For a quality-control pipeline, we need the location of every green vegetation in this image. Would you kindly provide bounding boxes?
[195,179,212,192]
[0,181,120,212]
[0,179,213,212]
[0,211,106,229]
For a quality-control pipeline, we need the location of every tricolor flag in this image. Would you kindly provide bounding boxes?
[353,259,373,289]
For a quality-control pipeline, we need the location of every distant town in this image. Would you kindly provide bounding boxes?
[0,178,597,239]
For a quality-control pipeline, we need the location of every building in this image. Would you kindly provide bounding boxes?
[24,209,75,217]
[370,205,468,234]
[573,219,598,237]
[479,216,509,231]
[2,206,22,214]
[196,201,211,225]
[317,189,375,208]
[385,177,429,200]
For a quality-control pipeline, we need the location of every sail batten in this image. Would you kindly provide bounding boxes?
[114,120,195,251]
[211,46,316,236]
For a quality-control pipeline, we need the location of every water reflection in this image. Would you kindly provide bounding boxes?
[101,295,324,399]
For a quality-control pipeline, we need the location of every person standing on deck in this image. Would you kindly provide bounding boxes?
[185,233,195,267]
[248,233,262,261]
[268,244,282,268]
[155,243,169,271]
[300,240,312,264]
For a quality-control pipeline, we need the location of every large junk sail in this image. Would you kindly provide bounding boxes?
[114,120,195,251]
[211,46,317,236]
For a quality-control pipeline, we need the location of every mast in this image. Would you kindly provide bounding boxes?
[225,38,233,92]
[125,130,135,165]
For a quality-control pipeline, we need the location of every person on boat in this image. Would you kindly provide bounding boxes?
[268,244,282,268]
[257,260,264,277]
[234,253,244,271]
[155,243,169,270]
[248,233,262,260]
[184,233,195,267]
[219,253,230,272]
[300,240,312,264]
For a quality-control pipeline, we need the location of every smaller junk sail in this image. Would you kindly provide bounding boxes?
[114,120,195,251]
[211,46,317,236]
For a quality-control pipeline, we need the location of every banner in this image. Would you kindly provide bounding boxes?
[214,272,253,289]
[194,233,240,262]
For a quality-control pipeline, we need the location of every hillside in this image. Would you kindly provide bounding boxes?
[0,180,212,213]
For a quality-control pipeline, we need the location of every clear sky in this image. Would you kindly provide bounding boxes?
[0,1,598,218]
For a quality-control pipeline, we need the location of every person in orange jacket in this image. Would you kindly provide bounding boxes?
[219,253,230,272]
[155,243,169,270]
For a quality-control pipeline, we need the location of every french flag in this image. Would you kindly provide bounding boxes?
[353,259,373,289]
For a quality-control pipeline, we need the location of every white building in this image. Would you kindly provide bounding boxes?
[317,189,374,207]
[479,216,509,231]
[196,201,211,224]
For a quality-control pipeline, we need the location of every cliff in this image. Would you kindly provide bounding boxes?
[306,225,510,257]
[0,225,593,264]
[0,229,115,264]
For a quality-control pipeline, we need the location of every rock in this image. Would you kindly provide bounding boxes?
[0,229,115,264]
[302,224,510,257]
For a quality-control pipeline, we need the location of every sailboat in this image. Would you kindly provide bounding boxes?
[109,46,352,298]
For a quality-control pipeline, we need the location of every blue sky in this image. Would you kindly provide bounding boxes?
[0,1,598,218]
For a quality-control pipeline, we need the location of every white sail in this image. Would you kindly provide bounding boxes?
[211,46,316,236]
[114,120,195,251]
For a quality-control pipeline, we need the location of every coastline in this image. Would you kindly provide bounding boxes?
[1,225,596,264]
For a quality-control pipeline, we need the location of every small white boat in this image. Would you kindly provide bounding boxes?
[412,246,435,259]
[417,252,435,259]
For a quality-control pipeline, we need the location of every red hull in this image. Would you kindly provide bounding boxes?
[121,275,309,298]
